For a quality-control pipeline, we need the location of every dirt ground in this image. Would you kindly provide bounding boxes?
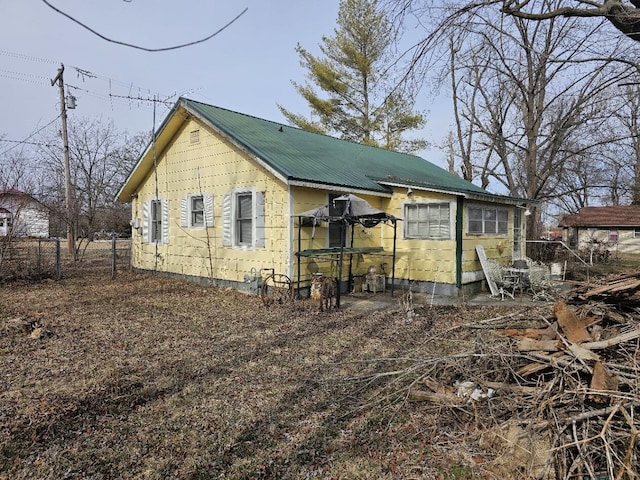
[0,262,626,479]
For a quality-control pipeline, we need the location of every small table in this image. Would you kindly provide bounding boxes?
[504,267,529,293]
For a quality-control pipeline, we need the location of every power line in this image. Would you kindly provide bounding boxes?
[40,0,248,52]
[0,49,165,97]
[0,139,53,147]
[0,114,61,157]
[0,70,50,86]
[0,49,59,65]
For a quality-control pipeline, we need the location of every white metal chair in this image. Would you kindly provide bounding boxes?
[486,261,520,300]
[527,263,556,301]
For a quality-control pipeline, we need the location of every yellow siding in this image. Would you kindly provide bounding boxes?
[291,188,517,288]
[292,189,385,285]
[129,115,518,293]
[131,118,290,284]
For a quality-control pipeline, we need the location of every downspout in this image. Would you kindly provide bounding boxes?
[455,196,464,291]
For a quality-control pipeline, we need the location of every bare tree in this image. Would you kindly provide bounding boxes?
[386,0,637,237]
[36,118,144,251]
[500,0,640,44]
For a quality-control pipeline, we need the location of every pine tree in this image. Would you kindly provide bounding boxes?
[279,0,427,153]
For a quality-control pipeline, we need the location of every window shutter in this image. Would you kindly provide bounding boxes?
[204,193,214,227]
[222,193,232,246]
[162,199,170,244]
[255,191,265,248]
[142,200,150,243]
[180,198,188,227]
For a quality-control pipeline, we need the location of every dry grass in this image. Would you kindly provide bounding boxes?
[1,263,522,479]
[5,258,640,479]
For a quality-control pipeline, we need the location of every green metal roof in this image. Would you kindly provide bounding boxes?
[182,98,492,197]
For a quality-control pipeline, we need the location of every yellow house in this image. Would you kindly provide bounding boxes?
[116,98,529,297]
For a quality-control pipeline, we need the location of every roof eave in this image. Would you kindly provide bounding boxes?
[116,100,185,202]
[376,180,534,205]
[288,179,392,197]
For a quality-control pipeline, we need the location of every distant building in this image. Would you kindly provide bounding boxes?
[558,205,640,254]
[0,189,49,238]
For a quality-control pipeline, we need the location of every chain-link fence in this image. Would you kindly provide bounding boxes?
[0,238,132,281]
[0,238,61,281]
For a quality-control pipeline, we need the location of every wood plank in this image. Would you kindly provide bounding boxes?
[517,338,561,352]
[582,328,640,350]
[582,278,640,298]
[553,301,591,343]
[475,245,499,297]
[588,361,619,403]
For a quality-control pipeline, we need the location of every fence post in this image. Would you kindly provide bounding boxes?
[111,237,116,279]
[55,238,61,280]
[37,239,42,276]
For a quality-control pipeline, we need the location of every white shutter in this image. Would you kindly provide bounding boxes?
[162,199,170,244]
[222,193,232,246]
[180,198,188,227]
[204,193,214,227]
[142,200,150,243]
[255,191,265,248]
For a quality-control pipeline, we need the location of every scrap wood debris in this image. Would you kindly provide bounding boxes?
[571,270,640,304]
[401,284,640,479]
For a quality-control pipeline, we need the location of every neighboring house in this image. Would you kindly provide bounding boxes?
[116,98,530,296]
[559,205,640,254]
[0,189,49,238]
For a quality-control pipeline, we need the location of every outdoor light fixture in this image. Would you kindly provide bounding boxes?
[407,187,413,196]
[524,208,532,216]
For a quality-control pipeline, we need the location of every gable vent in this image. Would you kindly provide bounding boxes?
[190,129,200,144]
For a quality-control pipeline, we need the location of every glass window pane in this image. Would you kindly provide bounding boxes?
[238,194,252,219]
[239,219,252,244]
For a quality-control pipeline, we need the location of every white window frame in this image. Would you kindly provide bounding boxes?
[223,188,265,249]
[190,195,205,228]
[143,197,169,244]
[150,199,163,243]
[403,202,451,240]
[235,191,253,246]
[467,205,508,235]
[180,193,214,230]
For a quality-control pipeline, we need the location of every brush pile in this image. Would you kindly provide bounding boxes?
[404,273,640,479]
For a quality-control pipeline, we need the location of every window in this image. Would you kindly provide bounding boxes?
[151,199,162,243]
[236,193,253,245]
[468,206,508,235]
[191,195,204,228]
[404,203,450,239]
[142,198,169,244]
[635,228,640,239]
[190,129,200,144]
[609,229,619,243]
[222,190,265,249]
[180,193,213,229]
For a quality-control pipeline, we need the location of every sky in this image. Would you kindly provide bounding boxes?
[0,1,452,165]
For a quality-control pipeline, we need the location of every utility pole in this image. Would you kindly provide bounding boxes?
[51,64,73,256]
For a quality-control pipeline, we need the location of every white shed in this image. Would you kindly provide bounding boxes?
[0,189,49,238]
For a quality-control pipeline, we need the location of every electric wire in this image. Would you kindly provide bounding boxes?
[0,49,175,132]
[0,114,61,157]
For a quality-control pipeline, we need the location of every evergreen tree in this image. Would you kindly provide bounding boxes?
[279,0,427,153]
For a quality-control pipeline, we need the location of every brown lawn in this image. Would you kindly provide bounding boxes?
[5,258,632,479]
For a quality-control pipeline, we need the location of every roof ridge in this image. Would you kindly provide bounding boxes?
[180,97,427,161]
